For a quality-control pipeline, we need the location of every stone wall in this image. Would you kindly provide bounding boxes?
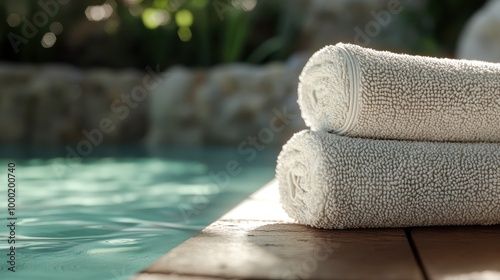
[146,63,305,146]
[0,64,149,145]
[0,62,305,146]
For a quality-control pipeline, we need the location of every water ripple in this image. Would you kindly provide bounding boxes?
[0,154,275,280]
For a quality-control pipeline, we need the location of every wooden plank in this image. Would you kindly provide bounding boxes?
[411,226,500,280]
[136,180,423,280]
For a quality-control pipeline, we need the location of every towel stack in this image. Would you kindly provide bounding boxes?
[276,43,500,229]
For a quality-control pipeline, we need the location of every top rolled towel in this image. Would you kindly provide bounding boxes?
[299,43,500,142]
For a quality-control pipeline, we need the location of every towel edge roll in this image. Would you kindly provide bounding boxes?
[277,130,330,227]
[298,43,353,133]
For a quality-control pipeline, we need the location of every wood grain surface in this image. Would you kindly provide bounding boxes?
[412,226,500,280]
[135,180,423,280]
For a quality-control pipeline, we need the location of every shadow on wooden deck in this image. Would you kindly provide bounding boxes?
[133,180,500,280]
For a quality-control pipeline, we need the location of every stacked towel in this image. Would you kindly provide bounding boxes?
[278,43,500,229]
[298,43,500,142]
[277,130,499,229]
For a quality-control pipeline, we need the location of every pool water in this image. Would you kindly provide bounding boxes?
[0,146,278,280]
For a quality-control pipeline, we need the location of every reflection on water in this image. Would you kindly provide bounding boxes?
[0,147,277,280]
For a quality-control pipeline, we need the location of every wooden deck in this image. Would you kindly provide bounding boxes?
[133,180,500,280]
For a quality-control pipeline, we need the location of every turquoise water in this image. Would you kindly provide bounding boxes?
[0,146,277,280]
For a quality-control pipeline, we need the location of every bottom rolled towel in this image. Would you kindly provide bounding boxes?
[276,130,500,229]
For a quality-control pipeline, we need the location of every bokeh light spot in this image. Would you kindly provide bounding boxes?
[175,9,193,27]
[177,27,192,42]
[142,8,170,29]
[231,0,257,11]
[241,0,257,11]
[7,14,21,27]
[85,4,114,22]
[41,33,57,48]
[50,22,64,35]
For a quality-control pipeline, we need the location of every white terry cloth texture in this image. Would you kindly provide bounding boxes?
[276,130,500,229]
[298,43,500,142]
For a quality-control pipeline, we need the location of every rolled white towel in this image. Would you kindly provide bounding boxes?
[276,130,500,229]
[298,43,500,142]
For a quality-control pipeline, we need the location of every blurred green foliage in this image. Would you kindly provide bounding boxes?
[0,0,303,69]
[0,0,489,68]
